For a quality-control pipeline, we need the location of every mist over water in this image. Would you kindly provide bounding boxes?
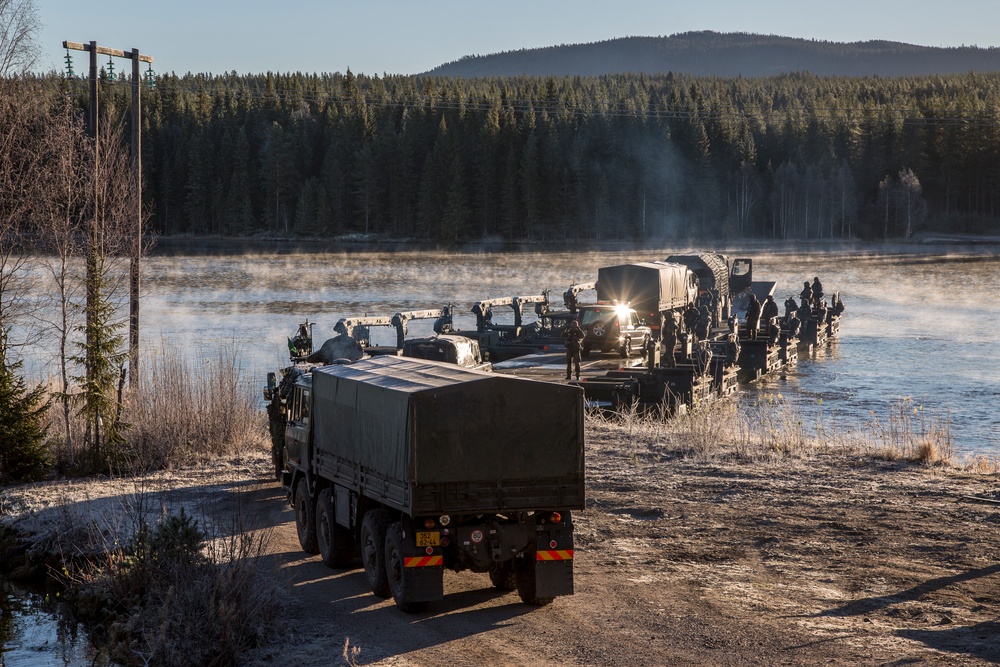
[17,246,1000,455]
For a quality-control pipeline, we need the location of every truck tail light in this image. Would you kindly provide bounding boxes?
[550,512,562,523]
[424,518,436,529]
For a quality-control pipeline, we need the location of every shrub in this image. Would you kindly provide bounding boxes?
[0,338,52,484]
[70,504,277,667]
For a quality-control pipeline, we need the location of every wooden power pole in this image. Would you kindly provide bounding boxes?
[64,40,153,387]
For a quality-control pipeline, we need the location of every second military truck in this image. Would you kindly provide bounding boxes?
[273,355,585,612]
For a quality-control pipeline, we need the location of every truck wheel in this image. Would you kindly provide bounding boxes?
[581,343,592,357]
[385,522,428,613]
[619,338,631,358]
[316,488,357,568]
[361,509,391,598]
[488,562,517,591]
[516,566,554,607]
[294,478,319,555]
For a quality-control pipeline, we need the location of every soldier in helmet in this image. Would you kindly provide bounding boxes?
[662,311,678,368]
[562,319,584,380]
[683,303,700,341]
[745,293,762,340]
[784,296,798,324]
[695,305,712,342]
[762,294,779,324]
[725,333,741,367]
[800,281,812,305]
[811,276,824,303]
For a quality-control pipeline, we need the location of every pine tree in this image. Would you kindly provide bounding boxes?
[0,334,51,484]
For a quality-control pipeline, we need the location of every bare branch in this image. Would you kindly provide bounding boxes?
[0,0,40,77]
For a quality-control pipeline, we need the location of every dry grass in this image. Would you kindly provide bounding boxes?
[856,397,955,464]
[587,393,963,468]
[126,343,267,470]
[44,343,268,474]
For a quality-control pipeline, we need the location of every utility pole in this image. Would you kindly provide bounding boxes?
[64,40,153,387]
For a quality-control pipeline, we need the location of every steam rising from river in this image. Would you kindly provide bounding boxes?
[15,245,1000,454]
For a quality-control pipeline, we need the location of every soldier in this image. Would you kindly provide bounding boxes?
[683,303,700,341]
[725,333,741,367]
[811,276,824,303]
[799,281,812,305]
[710,288,722,327]
[768,318,780,345]
[787,311,801,338]
[662,311,678,368]
[562,319,585,380]
[784,296,798,323]
[745,293,762,340]
[762,294,779,323]
[696,305,712,342]
[815,298,828,328]
[797,298,812,325]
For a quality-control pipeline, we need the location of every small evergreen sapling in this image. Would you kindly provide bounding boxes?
[0,336,51,484]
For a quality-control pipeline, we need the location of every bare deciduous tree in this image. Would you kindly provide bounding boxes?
[0,80,48,350]
[0,0,39,77]
[35,95,90,459]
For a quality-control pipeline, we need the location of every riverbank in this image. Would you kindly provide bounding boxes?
[2,421,998,665]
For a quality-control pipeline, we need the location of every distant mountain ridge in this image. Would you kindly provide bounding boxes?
[423,31,1000,78]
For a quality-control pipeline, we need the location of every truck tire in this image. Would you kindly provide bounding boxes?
[488,561,517,591]
[361,509,392,598]
[385,522,428,613]
[516,566,555,607]
[316,488,357,568]
[294,478,319,554]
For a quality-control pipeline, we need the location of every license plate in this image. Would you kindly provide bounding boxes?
[416,531,440,547]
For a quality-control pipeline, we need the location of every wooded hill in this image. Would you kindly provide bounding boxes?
[426,32,1000,79]
[53,68,1000,242]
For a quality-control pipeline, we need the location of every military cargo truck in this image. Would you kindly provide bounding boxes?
[664,252,754,317]
[274,355,585,612]
[596,262,698,339]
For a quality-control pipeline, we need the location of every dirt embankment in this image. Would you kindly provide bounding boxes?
[3,434,1000,666]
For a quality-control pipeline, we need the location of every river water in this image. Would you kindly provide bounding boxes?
[16,243,1000,455]
[143,244,1000,455]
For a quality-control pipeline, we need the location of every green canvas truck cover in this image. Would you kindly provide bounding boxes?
[665,252,731,298]
[597,261,693,315]
[311,356,584,513]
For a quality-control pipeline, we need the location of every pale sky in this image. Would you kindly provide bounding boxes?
[36,0,1000,77]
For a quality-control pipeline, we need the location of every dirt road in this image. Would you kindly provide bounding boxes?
[4,426,997,665]
[240,429,1000,667]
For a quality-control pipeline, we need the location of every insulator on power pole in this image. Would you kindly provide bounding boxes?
[145,62,156,89]
[64,50,75,77]
[107,56,115,82]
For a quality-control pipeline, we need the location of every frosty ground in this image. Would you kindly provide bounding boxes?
[3,423,999,666]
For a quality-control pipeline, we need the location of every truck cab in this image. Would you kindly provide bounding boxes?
[401,334,492,372]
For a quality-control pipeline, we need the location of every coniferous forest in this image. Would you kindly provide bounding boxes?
[59,69,1000,242]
